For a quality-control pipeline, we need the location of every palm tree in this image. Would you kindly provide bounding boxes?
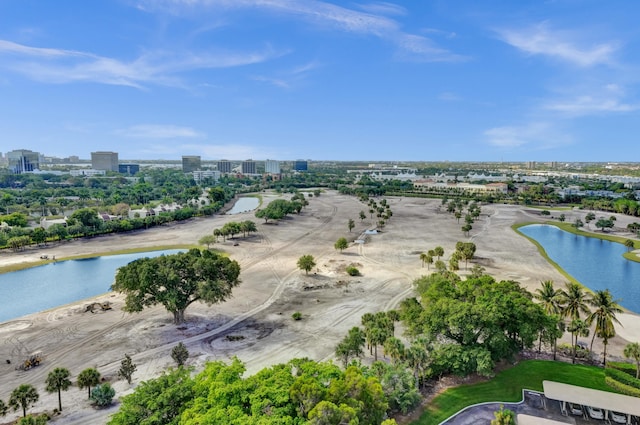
[419,253,428,268]
[383,337,405,364]
[586,289,623,356]
[567,319,590,364]
[534,280,562,354]
[560,282,591,321]
[77,368,101,399]
[9,384,39,417]
[625,239,635,252]
[46,367,72,411]
[434,246,444,260]
[624,342,640,379]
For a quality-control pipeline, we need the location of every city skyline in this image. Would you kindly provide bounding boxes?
[1,1,640,162]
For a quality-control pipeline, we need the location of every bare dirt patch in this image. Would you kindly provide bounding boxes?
[0,192,637,424]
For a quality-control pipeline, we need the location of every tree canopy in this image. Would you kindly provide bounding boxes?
[112,249,241,324]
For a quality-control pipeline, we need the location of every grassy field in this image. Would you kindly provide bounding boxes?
[413,360,613,425]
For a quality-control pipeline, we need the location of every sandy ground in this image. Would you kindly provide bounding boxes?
[0,192,639,424]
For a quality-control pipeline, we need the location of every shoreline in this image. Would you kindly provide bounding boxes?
[0,195,639,425]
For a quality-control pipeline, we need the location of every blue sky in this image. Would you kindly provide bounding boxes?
[1,1,638,162]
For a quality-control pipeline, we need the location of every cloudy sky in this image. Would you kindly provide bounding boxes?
[1,0,638,161]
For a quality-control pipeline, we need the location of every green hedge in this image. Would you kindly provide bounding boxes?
[605,376,640,397]
[605,367,640,389]
[608,361,637,375]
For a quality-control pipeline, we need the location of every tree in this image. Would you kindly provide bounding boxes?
[118,354,137,384]
[198,234,216,249]
[558,213,566,222]
[587,289,622,363]
[567,319,590,364]
[0,399,7,417]
[171,342,189,366]
[359,210,366,221]
[348,218,355,232]
[572,218,584,230]
[45,367,72,411]
[297,254,316,275]
[109,367,194,424]
[335,327,366,367]
[585,212,596,223]
[455,241,476,269]
[9,384,39,418]
[534,280,563,355]
[334,237,349,253]
[535,280,562,316]
[560,282,591,321]
[625,239,635,252]
[112,249,241,324]
[595,217,614,232]
[462,223,472,236]
[434,246,444,260]
[77,368,101,399]
[623,342,640,379]
[91,383,115,407]
[31,227,47,246]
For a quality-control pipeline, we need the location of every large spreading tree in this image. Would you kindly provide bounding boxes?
[112,249,241,324]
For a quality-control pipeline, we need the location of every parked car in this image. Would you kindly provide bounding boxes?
[610,411,627,424]
[569,403,583,416]
[587,406,604,420]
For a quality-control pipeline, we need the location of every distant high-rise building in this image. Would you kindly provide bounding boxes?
[525,161,536,169]
[217,159,232,173]
[7,149,40,174]
[264,159,281,174]
[293,159,308,171]
[182,155,201,173]
[119,163,140,175]
[91,151,119,172]
[241,159,257,174]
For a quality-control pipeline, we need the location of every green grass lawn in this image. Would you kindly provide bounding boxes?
[412,360,612,425]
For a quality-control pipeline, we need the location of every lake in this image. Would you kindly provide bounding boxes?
[0,249,185,323]
[519,224,640,313]
[227,197,260,214]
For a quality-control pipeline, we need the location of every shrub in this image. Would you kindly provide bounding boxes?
[608,361,637,375]
[91,383,115,407]
[605,367,640,389]
[346,266,360,276]
[292,312,302,321]
[605,376,640,397]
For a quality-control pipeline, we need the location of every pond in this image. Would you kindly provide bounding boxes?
[519,224,640,313]
[226,197,260,214]
[0,249,186,323]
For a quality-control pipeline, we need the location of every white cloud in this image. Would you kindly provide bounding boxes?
[545,96,637,114]
[0,39,283,88]
[115,124,204,139]
[140,0,463,62]
[543,84,638,115]
[497,22,617,67]
[355,2,407,17]
[438,92,460,101]
[484,122,571,149]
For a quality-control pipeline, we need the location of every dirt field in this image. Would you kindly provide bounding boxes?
[0,191,638,424]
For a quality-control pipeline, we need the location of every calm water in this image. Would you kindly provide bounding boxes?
[0,249,185,323]
[519,224,640,313]
[227,197,259,214]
